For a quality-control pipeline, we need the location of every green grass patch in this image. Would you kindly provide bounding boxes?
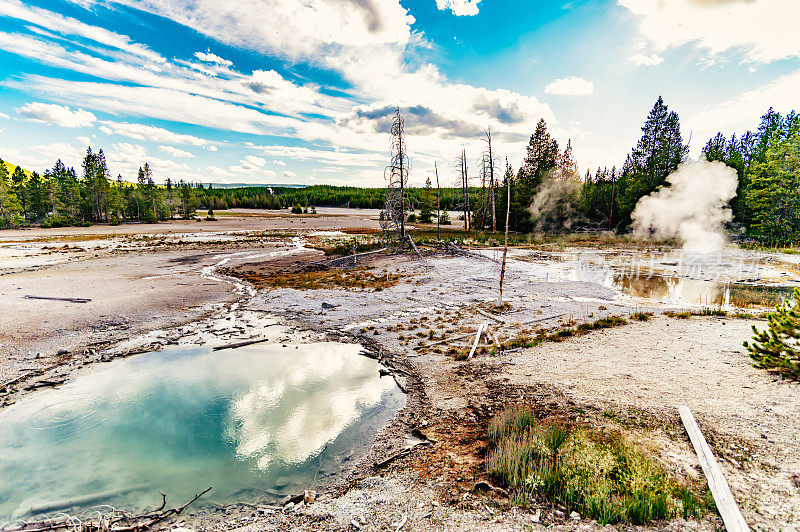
[486,409,710,525]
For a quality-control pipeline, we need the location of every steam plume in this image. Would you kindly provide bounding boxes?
[631,159,738,252]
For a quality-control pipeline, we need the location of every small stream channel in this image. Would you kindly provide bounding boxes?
[0,340,404,524]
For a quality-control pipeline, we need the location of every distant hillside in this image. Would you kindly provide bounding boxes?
[0,158,32,180]
[210,183,307,189]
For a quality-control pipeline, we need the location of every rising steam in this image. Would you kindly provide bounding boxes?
[631,159,738,252]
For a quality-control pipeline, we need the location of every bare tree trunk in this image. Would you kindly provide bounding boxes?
[461,148,470,233]
[487,129,496,233]
[499,162,511,306]
[609,171,616,231]
[435,161,441,242]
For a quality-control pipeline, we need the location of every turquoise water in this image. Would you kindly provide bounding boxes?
[0,342,403,522]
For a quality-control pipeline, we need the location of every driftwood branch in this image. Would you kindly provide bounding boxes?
[4,487,212,532]
[24,296,91,304]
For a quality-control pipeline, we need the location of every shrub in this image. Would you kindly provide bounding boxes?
[407,213,418,223]
[744,287,800,380]
[291,204,303,214]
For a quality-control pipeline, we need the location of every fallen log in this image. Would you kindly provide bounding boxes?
[212,338,270,351]
[312,248,387,267]
[406,235,424,261]
[428,332,476,346]
[24,296,91,304]
[521,312,568,325]
[475,308,505,323]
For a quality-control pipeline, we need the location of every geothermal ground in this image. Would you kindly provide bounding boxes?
[1,208,799,531]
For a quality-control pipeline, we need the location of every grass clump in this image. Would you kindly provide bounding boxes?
[632,312,652,321]
[486,408,709,525]
[665,308,727,319]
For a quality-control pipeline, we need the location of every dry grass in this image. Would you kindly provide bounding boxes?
[235,266,403,291]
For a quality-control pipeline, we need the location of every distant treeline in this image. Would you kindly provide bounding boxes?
[199,184,475,211]
[1,96,798,244]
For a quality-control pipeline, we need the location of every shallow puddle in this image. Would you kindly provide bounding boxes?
[0,342,403,523]
[552,249,799,308]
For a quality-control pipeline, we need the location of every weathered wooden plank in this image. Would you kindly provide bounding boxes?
[467,322,488,360]
[679,406,749,532]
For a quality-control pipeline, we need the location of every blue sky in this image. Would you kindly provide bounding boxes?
[0,0,799,186]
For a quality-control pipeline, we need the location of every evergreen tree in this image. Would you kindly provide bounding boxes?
[745,123,800,244]
[419,177,434,224]
[618,96,688,226]
[0,160,22,228]
[744,288,800,381]
[511,118,560,231]
[11,165,27,219]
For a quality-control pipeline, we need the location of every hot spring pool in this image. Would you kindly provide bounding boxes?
[0,341,404,523]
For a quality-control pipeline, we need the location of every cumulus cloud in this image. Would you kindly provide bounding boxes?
[194,50,232,66]
[243,155,266,167]
[0,112,9,119]
[435,0,481,16]
[619,0,800,64]
[16,101,95,127]
[157,145,195,158]
[544,76,594,96]
[283,170,296,178]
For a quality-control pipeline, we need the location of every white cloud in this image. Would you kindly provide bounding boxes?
[435,0,481,16]
[544,76,594,96]
[99,121,209,146]
[619,0,800,64]
[16,101,95,127]
[76,136,91,146]
[0,142,85,171]
[158,145,195,158]
[194,50,232,66]
[205,145,218,151]
[243,155,266,167]
[0,0,165,63]
[631,52,664,66]
[112,0,415,59]
[283,170,296,178]
[2,0,559,185]
[0,112,9,119]
[273,160,286,166]
[107,142,189,177]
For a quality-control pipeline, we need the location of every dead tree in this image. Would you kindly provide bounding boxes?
[435,161,441,241]
[454,148,471,233]
[485,129,497,233]
[381,108,410,244]
[499,158,512,306]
